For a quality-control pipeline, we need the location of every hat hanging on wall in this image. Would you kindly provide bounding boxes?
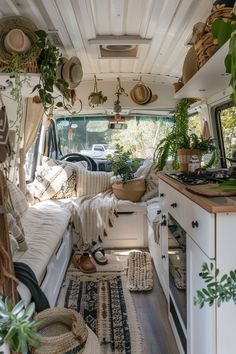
[62,56,83,89]
[130,78,158,105]
[0,16,38,61]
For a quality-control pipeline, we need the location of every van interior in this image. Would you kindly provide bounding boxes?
[0,1,236,354]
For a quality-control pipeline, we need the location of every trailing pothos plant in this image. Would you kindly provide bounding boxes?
[211,14,236,104]
[33,30,71,113]
[194,262,236,308]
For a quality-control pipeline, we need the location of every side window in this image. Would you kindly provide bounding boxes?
[215,104,236,168]
[188,113,202,136]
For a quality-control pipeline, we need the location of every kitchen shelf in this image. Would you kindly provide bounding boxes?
[174,41,230,100]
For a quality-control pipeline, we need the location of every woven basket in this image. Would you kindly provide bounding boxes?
[112,178,146,202]
[33,307,88,354]
[182,46,199,84]
[206,5,233,29]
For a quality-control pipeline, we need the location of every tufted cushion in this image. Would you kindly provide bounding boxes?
[32,164,76,201]
[76,169,112,197]
[7,180,29,217]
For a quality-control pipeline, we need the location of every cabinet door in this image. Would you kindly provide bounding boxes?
[187,235,216,354]
[159,213,169,298]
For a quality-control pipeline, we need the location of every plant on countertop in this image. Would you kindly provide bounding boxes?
[0,297,42,354]
[33,30,70,112]
[211,14,236,104]
[88,75,107,108]
[107,144,141,183]
[194,262,236,308]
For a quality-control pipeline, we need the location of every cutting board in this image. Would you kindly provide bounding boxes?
[186,184,236,197]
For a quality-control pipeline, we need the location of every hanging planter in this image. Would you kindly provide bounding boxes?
[88,75,107,108]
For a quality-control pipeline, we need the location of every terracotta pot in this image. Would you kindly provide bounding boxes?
[112,178,146,202]
[177,148,201,172]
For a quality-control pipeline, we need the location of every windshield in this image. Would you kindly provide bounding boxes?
[55,115,174,159]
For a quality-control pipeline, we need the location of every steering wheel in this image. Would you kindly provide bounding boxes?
[60,153,97,171]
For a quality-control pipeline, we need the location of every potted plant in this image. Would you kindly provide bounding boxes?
[88,75,107,108]
[0,297,42,354]
[107,144,145,202]
[154,98,217,171]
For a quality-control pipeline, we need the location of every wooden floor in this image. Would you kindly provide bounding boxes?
[131,266,179,354]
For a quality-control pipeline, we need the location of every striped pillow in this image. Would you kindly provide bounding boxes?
[76,169,112,197]
[33,164,76,201]
[7,180,29,217]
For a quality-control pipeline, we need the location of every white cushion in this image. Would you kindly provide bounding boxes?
[7,180,29,217]
[13,200,71,283]
[32,165,76,201]
[76,169,112,197]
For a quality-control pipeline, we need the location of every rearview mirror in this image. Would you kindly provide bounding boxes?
[108,122,127,129]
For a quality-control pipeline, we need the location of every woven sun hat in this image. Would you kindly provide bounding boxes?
[130,83,158,105]
[34,307,88,354]
[62,56,83,89]
[0,16,38,60]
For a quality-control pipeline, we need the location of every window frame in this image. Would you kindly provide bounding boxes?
[214,100,234,168]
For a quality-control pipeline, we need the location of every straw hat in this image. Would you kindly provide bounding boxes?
[62,56,83,89]
[130,83,158,105]
[56,57,69,80]
[0,16,38,60]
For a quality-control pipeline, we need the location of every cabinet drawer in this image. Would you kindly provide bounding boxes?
[184,197,215,258]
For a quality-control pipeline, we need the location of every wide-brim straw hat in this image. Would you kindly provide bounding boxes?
[130,83,158,105]
[62,56,83,89]
[56,57,69,80]
[0,16,38,60]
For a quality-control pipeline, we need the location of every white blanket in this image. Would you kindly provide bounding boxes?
[70,190,118,248]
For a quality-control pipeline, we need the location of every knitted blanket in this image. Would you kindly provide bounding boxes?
[71,190,118,248]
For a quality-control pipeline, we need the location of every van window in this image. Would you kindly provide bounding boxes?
[188,113,201,136]
[55,115,174,159]
[216,104,236,167]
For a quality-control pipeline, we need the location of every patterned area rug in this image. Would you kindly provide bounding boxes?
[57,271,143,354]
[127,251,153,291]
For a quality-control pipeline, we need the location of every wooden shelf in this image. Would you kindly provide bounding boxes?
[174,41,230,100]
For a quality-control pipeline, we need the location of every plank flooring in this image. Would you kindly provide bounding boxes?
[131,265,179,354]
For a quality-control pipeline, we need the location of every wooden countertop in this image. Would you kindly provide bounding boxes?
[158,171,236,213]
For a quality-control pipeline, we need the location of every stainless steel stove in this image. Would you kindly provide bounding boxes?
[165,170,231,185]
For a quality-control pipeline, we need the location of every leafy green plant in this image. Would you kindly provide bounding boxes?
[107,144,140,182]
[194,262,236,308]
[33,30,70,112]
[211,14,236,104]
[0,297,42,354]
[88,91,107,108]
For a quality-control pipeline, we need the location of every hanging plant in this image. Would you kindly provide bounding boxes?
[88,75,107,108]
[32,30,71,113]
[211,14,236,104]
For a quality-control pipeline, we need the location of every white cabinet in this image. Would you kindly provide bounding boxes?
[187,235,216,354]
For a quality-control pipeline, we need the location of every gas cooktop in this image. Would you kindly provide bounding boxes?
[165,170,231,185]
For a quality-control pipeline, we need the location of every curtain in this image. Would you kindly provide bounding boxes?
[201,120,210,139]
[18,98,44,193]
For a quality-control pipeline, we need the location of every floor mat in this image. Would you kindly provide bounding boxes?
[57,270,143,354]
[127,250,153,291]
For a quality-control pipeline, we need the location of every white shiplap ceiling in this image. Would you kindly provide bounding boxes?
[0,0,213,85]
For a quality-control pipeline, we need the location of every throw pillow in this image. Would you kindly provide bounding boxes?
[140,164,159,202]
[7,180,29,217]
[7,212,28,251]
[32,164,76,201]
[76,169,112,197]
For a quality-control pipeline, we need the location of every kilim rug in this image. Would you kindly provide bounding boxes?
[57,271,143,354]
